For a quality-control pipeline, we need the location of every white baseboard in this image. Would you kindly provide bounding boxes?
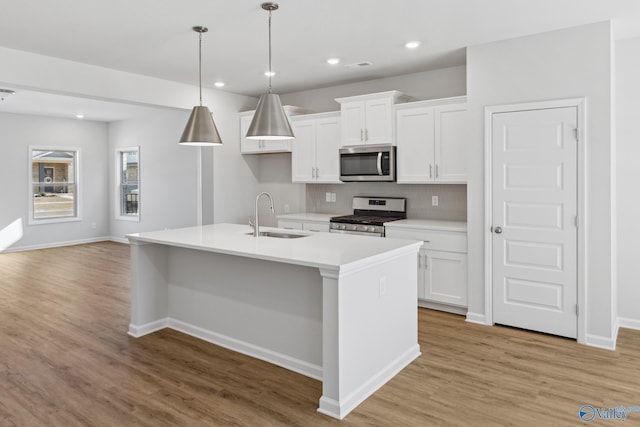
[465,312,489,325]
[109,236,130,244]
[129,318,323,381]
[585,329,618,351]
[128,319,168,337]
[318,344,421,420]
[4,236,111,253]
[617,317,640,331]
[418,300,467,316]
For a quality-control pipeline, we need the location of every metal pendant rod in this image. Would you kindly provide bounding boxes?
[268,9,272,93]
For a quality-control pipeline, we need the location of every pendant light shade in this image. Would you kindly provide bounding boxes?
[246,2,295,141]
[246,93,294,140]
[180,105,222,145]
[180,26,223,146]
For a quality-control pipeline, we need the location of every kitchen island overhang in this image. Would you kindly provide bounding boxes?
[127,223,421,419]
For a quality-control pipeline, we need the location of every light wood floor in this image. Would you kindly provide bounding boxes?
[1,242,639,426]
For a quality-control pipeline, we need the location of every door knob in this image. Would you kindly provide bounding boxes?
[494,226,502,234]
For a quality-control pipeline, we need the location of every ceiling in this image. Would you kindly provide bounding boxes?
[1,0,640,121]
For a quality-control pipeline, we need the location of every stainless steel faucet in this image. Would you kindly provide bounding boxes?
[253,192,275,237]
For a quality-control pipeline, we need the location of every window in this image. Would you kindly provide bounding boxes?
[116,147,140,221]
[30,147,80,224]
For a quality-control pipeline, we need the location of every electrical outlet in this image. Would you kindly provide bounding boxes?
[326,192,331,202]
[331,193,336,202]
[379,277,387,296]
[432,196,439,207]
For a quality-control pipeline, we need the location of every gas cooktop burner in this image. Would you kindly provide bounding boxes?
[330,214,403,227]
[329,197,406,236]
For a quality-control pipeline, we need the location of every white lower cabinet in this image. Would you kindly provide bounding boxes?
[386,223,467,314]
[420,248,467,306]
[277,218,329,233]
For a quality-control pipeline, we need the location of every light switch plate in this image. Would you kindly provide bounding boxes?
[326,192,331,202]
[432,196,439,206]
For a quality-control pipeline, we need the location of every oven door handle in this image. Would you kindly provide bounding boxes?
[376,152,383,176]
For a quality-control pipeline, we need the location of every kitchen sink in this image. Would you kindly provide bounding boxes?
[245,231,309,239]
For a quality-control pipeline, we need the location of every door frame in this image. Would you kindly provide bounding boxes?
[483,98,587,344]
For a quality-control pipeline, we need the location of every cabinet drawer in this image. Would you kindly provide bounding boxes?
[386,228,467,253]
[302,222,329,233]
[277,220,303,230]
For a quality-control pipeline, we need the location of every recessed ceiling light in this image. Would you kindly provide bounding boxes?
[327,58,341,65]
[264,71,276,77]
[405,41,421,49]
[75,114,84,119]
[214,81,225,88]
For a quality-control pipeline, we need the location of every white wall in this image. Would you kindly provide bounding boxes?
[108,110,200,239]
[0,45,260,241]
[466,22,616,344]
[281,66,467,112]
[0,113,109,250]
[615,37,640,328]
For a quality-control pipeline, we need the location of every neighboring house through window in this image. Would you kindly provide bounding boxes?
[116,147,140,221]
[29,147,80,224]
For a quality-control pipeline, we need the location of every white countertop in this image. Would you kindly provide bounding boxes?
[276,213,341,222]
[127,223,421,272]
[384,219,467,232]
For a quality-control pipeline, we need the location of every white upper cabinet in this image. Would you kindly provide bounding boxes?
[396,97,468,184]
[239,106,306,154]
[291,112,341,184]
[335,91,407,146]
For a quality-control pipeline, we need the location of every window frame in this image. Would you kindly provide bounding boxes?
[28,146,81,225]
[115,146,141,222]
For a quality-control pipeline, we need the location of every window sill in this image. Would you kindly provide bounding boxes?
[28,216,82,226]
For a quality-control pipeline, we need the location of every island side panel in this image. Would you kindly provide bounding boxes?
[165,246,324,379]
[128,240,170,336]
[318,249,421,419]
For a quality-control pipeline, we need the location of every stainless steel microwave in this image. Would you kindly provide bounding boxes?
[339,145,396,182]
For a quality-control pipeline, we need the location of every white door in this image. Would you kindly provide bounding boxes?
[291,120,316,183]
[340,101,365,146]
[396,107,435,183]
[434,104,468,183]
[492,107,578,338]
[365,97,393,145]
[315,116,341,183]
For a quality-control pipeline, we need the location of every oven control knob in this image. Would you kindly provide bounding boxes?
[368,226,375,232]
[351,225,357,231]
[339,224,346,230]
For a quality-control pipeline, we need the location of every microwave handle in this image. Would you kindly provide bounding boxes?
[377,152,383,175]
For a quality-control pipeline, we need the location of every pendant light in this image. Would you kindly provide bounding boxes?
[179,26,223,146]
[246,2,295,140]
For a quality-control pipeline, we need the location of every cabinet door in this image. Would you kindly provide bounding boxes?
[314,116,341,183]
[365,97,394,145]
[340,101,366,146]
[417,248,428,300]
[240,115,262,153]
[434,104,467,183]
[302,221,329,233]
[424,250,468,306]
[396,107,436,183]
[291,120,316,183]
[278,219,304,230]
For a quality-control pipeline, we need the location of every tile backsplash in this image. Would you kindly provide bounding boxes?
[306,183,467,221]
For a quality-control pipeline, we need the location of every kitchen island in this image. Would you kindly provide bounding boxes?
[127,223,421,419]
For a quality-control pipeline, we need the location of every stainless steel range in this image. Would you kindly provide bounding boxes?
[330,197,406,237]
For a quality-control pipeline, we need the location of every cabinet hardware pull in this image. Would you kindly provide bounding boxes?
[436,164,439,178]
[360,129,364,141]
[365,129,368,142]
[429,164,433,178]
